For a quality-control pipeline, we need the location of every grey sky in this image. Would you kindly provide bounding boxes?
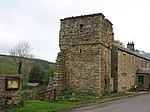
[0,0,150,62]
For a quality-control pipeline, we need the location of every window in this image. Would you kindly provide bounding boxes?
[80,24,83,30]
[122,54,126,67]
[80,49,82,53]
[132,56,135,72]
[122,73,127,76]
[104,79,107,85]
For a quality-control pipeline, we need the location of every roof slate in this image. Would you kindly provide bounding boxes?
[27,83,40,87]
[113,43,150,61]
[136,68,150,74]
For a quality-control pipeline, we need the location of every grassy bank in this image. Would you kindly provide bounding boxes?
[5,100,72,112]
[5,93,132,112]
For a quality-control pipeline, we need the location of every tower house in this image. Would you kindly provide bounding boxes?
[57,13,114,94]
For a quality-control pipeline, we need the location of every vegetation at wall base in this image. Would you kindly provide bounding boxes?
[5,92,133,112]
[58,91,98,102]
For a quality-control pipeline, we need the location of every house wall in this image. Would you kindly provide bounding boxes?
[111,45,118,92]
[55,13,150,94]
[112,48,150,92]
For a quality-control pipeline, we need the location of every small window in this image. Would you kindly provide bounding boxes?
[104,79,107,85]
[80,49,82,53]
[122,73,127,76]
[80,24,83,29]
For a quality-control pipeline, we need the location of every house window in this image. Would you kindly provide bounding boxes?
[105,65,107,73]
[122,73,127,76]
[122,53,126,70]
[132,56,134,72]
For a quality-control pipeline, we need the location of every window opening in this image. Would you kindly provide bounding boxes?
[80,24,83,30]
[104,79,107,85]
[80,49,82,53]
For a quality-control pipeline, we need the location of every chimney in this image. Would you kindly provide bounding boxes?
[127,42,134,51]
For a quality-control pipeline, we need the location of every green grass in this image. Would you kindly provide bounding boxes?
[0,61,17,74]
[5,93,132,112]
[5,100,73,112]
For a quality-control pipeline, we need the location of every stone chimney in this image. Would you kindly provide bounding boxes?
[127,42,134,51]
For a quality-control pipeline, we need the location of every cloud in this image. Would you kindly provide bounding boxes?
[1,0,150,62]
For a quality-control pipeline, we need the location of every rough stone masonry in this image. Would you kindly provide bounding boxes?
[0,75,21,110]
[56,13,114,95]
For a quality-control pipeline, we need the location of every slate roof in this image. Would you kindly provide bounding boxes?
[141,53,150,60]
[27,83,40,87]
[136,68,150,74]
[113,43,150,61]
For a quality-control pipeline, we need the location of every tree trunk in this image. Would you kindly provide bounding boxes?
[18,61,22,74]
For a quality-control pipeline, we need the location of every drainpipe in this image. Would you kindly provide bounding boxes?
[148,73,150,91]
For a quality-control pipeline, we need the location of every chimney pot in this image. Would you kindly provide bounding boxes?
[127,42,134,51]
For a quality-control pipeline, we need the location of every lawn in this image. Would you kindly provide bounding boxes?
[5,100,73,112]
[5,93,132,112]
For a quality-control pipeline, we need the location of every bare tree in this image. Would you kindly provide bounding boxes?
[9,41,33,74]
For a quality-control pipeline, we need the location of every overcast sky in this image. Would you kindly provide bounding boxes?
[0,0,150,62]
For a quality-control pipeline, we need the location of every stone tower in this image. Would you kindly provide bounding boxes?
[57,13,114,95]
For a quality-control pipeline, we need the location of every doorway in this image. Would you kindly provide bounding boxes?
[138,76,144,89]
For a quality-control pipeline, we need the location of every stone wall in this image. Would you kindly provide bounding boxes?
[57,13,114,95]
[59,13,113,50]
[111,45,119,92]
[112,45,150,92]
[51,13,150,94]
[0,75,21,110]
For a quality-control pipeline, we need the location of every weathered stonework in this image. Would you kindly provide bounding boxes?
[0,75,22,110]
[57,13,114,95]
[112,44,150,92]
[49,13,150,95]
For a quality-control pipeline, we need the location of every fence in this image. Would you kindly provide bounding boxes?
[36,90,56,102]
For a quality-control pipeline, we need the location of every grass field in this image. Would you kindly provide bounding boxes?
[5,100,73,112]
[5,93,131,112]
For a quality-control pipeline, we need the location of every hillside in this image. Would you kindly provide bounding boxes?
[0,54,54,75]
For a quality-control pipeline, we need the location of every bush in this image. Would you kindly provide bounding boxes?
[29,63,44,84]
[58,91,97,102]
